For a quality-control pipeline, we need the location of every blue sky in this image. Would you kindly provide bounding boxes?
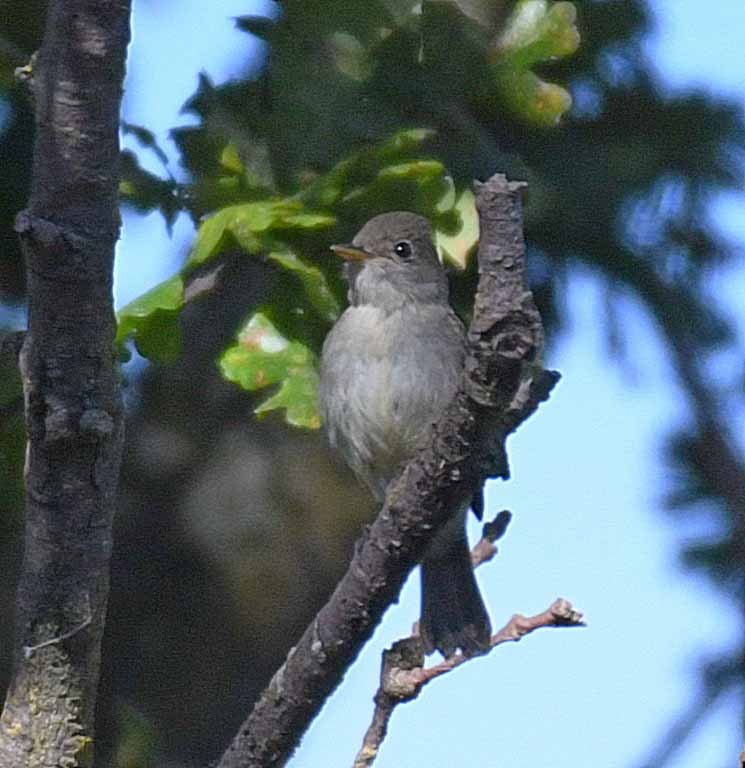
[117,2,745,766]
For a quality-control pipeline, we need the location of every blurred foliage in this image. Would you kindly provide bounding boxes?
[1,0,745,766]
[119,126,468,419]
[0,0,43,300]
[494,1,579,124]
[119,0,579,423]
[111,705,159,768]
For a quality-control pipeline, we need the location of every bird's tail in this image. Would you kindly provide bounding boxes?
[420,520,491,658]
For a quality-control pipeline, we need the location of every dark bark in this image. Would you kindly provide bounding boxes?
[217,174,557,768]
[0,2,130,766]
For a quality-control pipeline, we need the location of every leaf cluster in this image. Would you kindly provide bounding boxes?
[118,0,580,426]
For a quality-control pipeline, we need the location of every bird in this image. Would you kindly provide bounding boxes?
[318,211,491,657]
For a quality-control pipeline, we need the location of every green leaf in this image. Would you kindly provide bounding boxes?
[268,250,340,323]
[493,1,579,125]
[300,128,437,208]
[376,159,445,182]
[220,143,245,174]
[497,69,573,126]
[188,207,244,268]
[279,212,337,230]
[254,374,320,428]
[338,154,456,223]
[378,160,454,212]
[116,275,184,363]
[187,200,336,268]
[436,188,478,268]
[498,1,579,66]
[303,158,356,208]
[220,313,321,429]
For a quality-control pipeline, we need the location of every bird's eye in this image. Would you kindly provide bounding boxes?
[394,241,412,259]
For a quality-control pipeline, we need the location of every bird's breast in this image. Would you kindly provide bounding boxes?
[319,303,464,498]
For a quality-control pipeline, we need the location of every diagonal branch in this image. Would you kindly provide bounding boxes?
[217,174,558,768]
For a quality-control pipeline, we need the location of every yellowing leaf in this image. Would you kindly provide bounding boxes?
[493,0,579,126]
[220,143,244,174]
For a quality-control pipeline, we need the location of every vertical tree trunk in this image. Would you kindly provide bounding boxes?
[0,1,131,765]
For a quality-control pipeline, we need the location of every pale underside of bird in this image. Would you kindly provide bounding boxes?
[319,211,491,658]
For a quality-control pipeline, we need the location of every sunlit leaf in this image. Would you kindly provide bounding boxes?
[304,157,356,208]
[188,207,247,267]
[279,212,337,230]
[493,0,579,125]
[236,200,303,232]
[220,313,321,429]
[116,275,184,363]
[339,159,456,224]
[188,200,335,268]
[300,128,437,208]
[436,188,478,268]
[376,128,437,162]
[496,69,573,125]
[497,1,579,66]
[377,160,445,182]
[220,143,244,174]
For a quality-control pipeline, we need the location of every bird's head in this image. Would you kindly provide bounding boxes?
[331,212,448,309]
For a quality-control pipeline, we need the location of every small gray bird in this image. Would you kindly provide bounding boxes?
[319,211,491,657]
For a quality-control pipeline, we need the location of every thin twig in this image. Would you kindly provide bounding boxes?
[471,508,512,567]
[353,516,583,768]
[354,600,584,768]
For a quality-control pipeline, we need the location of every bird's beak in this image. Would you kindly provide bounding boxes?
[330,243,371,261]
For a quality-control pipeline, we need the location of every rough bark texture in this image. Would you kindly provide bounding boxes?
[0,2,130,766]
[217,174,557,768]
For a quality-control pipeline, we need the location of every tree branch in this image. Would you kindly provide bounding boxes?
[0,1,130,766]
[353,512,582,768]
[354,598,584,768]
[217,174,558,768]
